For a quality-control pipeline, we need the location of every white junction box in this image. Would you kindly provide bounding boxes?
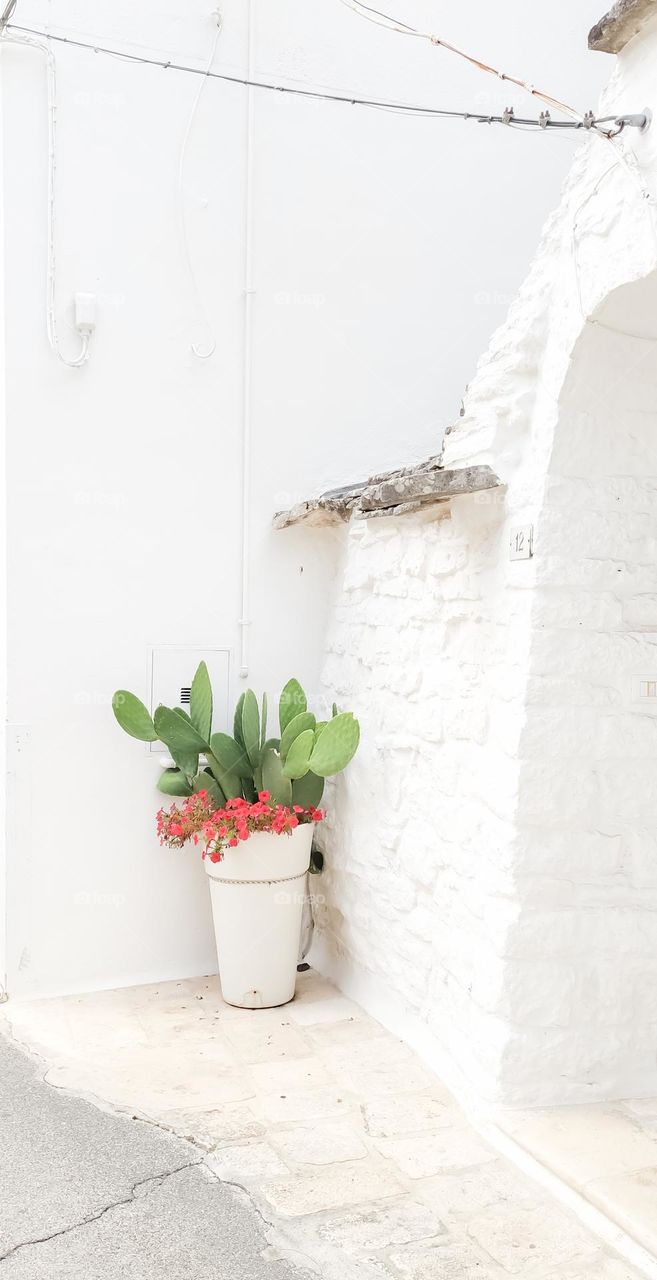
[148,647,230,751]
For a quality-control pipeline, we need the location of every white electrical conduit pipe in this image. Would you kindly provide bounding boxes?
[238,0,256,679]
[0,27,90,366]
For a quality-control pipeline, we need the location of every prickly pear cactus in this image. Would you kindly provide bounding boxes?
[113,666,359,801]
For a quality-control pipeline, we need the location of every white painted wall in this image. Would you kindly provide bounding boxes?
[311,14,657,1105]
[1,0,607,997]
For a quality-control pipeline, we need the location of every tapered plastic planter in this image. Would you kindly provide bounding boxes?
[204,824,314,1009]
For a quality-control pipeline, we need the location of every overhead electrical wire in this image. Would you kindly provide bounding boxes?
[2,21,640,137]
[336,0,596,129]
[335,0,655,205]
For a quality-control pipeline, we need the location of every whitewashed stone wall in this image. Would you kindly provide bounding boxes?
[311,14,657,1105]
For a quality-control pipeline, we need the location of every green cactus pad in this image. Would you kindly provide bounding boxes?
[282,728,315,780]
[261,746,293,806]
[261,692,268,749]
[157,768,193,797]
[240,689,261,768]
[292,771,325,809]
[205,753,242,799]
[242,775,258,803]
[308,712,360,778]
[210,733,253,777]
[233,692,246,748]
[192,771,225,807]
[190,661,213,741]
[153,706,208,753]
[112,691,158,742]
[169,746,199,779]
[279,678,307,734]
[280,711,316,761]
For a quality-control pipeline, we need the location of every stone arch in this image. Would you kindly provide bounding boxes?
[504,270,657,1104]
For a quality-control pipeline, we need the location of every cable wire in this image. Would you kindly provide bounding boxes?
[336,0,599,128]
[5,22,621,135]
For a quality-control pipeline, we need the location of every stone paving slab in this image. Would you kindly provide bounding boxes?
[1,970,652,1280]
[497,1098,657,1262]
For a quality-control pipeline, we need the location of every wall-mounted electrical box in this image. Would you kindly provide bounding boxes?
[147,647,230,751]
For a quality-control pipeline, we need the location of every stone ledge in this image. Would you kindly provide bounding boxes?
[589,0,657,52]
[360,465,502,512]
[273,462,502,529]
[272,489,364,530]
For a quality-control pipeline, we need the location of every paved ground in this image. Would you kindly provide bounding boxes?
[0,1033,310,1280]
[498,1097,657,1261]
[1,970,649,1280]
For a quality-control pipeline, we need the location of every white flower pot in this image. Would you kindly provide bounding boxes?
[204,824,314,1009]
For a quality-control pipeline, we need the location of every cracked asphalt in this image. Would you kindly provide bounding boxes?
[0,1034,310,1279]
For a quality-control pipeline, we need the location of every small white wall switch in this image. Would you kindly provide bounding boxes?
[509,525,534,560]
[148,647,230,751]
[633,676,657,703]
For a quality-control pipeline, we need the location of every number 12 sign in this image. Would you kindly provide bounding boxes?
[509,525,534,560]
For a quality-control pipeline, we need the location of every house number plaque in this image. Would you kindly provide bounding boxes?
[509,525,534,560]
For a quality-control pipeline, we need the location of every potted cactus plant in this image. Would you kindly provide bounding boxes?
[112,667,359,1008]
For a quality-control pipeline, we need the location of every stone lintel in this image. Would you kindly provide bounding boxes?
[358,499,431,520]
[589,0,657,52]
[359,465,502,512]
[366,452,444,486]
[273,464,502,529]
[272,495,357,530]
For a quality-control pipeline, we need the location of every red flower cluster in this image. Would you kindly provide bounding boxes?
[156,790,324,862]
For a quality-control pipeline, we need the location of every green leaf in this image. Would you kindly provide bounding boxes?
[240,689,261,768]
[192,771,225,807]
[279,678,307,735]
[112,691,157,742]
[241,775,257,803]
[282,729,315,780]
[292,771,324,809]
[233,692,246,748]
[210,732,253,777]
[280,712,316,761]
[169,745,198,779]
[157,768,193,797]
[154,705,208,754]
[308,713,360,778]
[261,746,292,806]
[205,752,242,799]
[261,691,268,750]
[190,661,213,741]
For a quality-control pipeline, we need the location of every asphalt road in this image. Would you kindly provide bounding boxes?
[0,1032,308,1280]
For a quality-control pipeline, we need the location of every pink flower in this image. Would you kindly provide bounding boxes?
[155,786,326,859]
